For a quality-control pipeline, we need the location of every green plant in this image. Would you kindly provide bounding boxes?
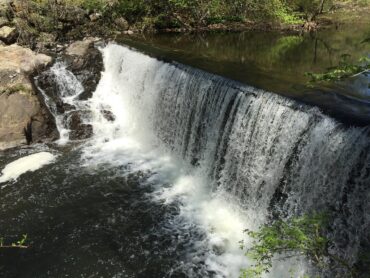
[0,84,33,95]
[0,234,28,249]
[284,0,327,21]
[79,0,108,12]
[306,55,370,83]
[239,213,356,278]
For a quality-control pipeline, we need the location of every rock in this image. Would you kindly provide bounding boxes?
[89,12,101,22]
[64,37,103,100]
[114,17,129,30]
[0,0,8,17]
[303,21,318,32]
[123,30,134,35]
[57,5,87,25]
[35,38,103,142]
[0,44,57,150]
[101,110,115,122]
[0,44,51,73]
[9,0,24,14]
[65,37,97,57]
[0,26,17,44]
[35,32,56,51]
[0,17,8,27]
[67,111,93,140]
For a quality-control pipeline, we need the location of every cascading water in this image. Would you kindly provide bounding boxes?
[76,44,369,277]
[17,43,368,277]
[35,62,86,144]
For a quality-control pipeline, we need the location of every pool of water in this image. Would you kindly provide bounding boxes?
[0,145,215,278]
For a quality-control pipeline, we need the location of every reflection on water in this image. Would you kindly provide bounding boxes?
[120,25,370,125]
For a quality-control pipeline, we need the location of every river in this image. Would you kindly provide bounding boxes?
[0,26,369,278]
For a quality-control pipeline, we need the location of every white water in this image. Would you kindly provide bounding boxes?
[36,62,86,144]
[42,43,370,277]
[0,152,56,184]
[78,45,254,277]
[80,44,306,277]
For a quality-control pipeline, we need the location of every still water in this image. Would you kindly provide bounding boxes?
[120,25,370,125]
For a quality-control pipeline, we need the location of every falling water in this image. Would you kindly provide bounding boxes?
[36,43,370,277]
[35,62,86,144]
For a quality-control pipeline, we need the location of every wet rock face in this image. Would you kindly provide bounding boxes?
[64,37,104,100]
[0,44,58,150]
[66,111,93,140]
[35,38,104,141]
[101,110,115,122]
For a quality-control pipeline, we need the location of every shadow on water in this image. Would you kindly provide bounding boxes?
[119,24,370,126]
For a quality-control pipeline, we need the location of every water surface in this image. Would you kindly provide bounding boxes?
[120,25,370,125]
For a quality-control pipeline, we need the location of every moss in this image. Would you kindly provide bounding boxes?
[0,84,33,96]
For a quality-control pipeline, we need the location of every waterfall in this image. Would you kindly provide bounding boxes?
[44,43,369,277]
[35,62,86,144]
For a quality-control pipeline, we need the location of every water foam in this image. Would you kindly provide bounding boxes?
[0,152,56,184]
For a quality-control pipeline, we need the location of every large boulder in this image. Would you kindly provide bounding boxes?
[0,44,57,150]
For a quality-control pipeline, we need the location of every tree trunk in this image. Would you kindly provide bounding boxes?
[318,0,326,14]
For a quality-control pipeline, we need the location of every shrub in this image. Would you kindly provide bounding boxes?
[240,213,356,278]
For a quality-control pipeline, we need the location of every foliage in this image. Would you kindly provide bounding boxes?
[78,0,108,12]
[306,55,370,83]
[0,234,28,249]
[285,0,327,20]
[239,213,356,278]
[18,0,366,34]
[27,0,332,31]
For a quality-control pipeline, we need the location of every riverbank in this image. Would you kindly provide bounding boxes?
[1,0,369,52]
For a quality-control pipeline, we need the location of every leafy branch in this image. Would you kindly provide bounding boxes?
[0,234,28,249]
[306,55,370,84]
[239,213,357,278]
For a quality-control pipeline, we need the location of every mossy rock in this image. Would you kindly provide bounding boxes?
[0,84,34,96]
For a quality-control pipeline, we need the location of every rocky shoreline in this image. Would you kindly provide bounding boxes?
[0,0,106,149]
[0,0,111,150]
[0,37,105,150]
